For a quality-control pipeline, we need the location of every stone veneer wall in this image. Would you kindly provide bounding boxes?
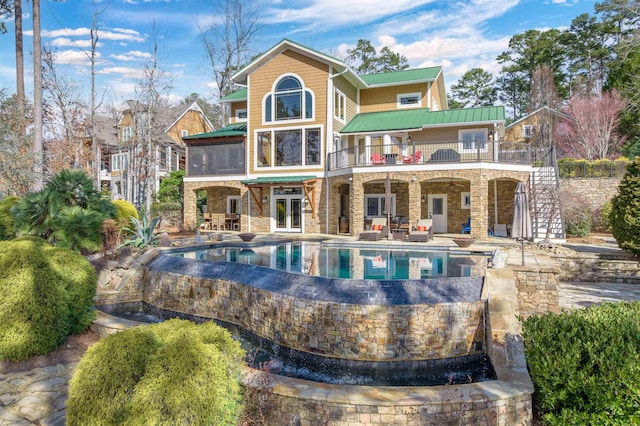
[141,267,485,361]
[513,267,561,320]
[554,254,640,284]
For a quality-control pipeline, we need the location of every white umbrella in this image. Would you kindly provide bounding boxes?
[512,181,532,266]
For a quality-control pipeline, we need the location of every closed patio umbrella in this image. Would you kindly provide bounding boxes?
[512,181,532,266]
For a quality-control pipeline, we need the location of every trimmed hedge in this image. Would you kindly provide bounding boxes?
[66,319,245,426]
[0,195,19,240]
[523,302,640,425]
[558,158,630,178]
[0,237,96,361]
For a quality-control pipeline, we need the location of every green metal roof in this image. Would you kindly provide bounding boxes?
[360,67,441,86]
[220,88,247,102]
[182,122,246,140]
[240,175,317,185]
[341,106,505,134]
[422,106,505,126]
[341,109,430,134]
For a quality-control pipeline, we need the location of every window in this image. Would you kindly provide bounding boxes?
[111,152,129,171]
[187,140,245,176]
[461,192,471,209]
[236,109,247,121]
[256,127,322,168]
[264,75,314,123]
[227,196,241,214]
[181,129,189,137]
[122,126,134,142]
[458,129,488,153]
[334,89,346,122]
[522,124,533,138]
[432,96,439,111]
[364,194,396,217]
[397,92,421,109]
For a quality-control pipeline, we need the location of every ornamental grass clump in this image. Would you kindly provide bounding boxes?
[66,319,245,426]
[0,236,96,361]
[522,302,640,425]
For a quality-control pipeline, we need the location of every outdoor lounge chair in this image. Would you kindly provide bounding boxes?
[359,217,388,241]
[370,153,386,165]
[402,150,422,164]
[408,218,433,242]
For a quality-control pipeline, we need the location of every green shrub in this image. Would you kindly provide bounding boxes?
[112,199,139,228]
[0,237,96,361]
[66,319,245,426]
[562,192,592,237]
[11,169,116,252]
[0,195,19,240]
[597,200,613,232]
[610,158,640,255]
[523,302,640,425]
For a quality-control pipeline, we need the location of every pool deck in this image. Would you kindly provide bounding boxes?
[1,232,629,425]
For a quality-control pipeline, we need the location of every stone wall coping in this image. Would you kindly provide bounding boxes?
[148,252,485,306]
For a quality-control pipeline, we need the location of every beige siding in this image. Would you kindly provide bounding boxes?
[230,102,248,124]
[332,75,358,132]
[248,49,329,174]
[166,110,213,145]
[360,83,428,113]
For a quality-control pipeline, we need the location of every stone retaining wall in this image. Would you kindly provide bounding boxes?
[92,251,156,305]
[142,266,485,361]
[513,267,561,320]
[554,254,640,284]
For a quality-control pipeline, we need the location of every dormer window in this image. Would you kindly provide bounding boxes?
[264,75,314,123]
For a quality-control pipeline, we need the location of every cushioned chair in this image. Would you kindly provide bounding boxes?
[359,218,388,241]
[408,218,433,242]
[370,153,386,165]
[461,217,471,234]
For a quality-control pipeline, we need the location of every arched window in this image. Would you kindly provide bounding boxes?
[264,75,313,122]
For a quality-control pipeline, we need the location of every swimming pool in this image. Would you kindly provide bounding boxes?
[171,241,488,280]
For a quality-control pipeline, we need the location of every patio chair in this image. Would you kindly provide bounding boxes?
[408,218,433,242]
[402,150,422,164]
[461,217,471,234]
[370,153,386,165]
[358,217,388,241]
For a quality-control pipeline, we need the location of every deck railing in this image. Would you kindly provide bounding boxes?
[327,140,532,170]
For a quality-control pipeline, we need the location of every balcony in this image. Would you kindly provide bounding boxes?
[327,140,533,171]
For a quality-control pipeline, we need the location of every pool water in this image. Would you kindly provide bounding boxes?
[171,241,488,280]
[98,302,496,386]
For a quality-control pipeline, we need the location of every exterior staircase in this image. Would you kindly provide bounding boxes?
[530,147,566,243]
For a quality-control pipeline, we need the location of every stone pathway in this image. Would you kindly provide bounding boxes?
[0,363,76,426]
[560,281,640,310]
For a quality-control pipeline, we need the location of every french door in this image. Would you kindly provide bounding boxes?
[274,187,303,232]
[428,194,448,233]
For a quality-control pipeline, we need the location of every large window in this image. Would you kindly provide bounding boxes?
[256,127,321,168]
[111,152,129,171]
[458,129,488,153]
[187,139,245,176]
[264,75,314,123]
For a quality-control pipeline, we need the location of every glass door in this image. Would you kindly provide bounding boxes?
[274,187,303,232]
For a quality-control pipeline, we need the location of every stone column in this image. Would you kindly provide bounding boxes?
[408,178,421,227]
[470,171,489,239]
[183,183,198,231]
[350,176,364,236]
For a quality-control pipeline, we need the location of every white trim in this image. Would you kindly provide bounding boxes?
[263,73,315,125]
[254,125,324,170]
[227,195,241,214]
[461,192,471,209]
[458,128,489,153]
[334,88,346,123]
[397,92,422,109]
[236,108,247,122]
[522,124,533,138]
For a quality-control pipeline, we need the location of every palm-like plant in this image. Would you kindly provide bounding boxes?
[118,216,162,249]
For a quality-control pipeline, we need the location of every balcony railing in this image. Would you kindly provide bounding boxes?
[327,140,532,171]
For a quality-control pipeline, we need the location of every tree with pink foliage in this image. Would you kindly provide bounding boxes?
[558,89,627,160]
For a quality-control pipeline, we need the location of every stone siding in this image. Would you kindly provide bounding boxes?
[513,267,561,319]
[92,252,157,305]
[142,267,485,361]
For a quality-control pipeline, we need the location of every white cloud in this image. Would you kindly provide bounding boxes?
[50,38,102,48]
[41,27,144,43]
[109,51,153,61]
[99,67,145,79]
[54,50,102,66]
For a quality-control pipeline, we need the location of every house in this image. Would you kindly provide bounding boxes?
[98,101,214,206]
[182,39,539,239]
[504,106,571,147]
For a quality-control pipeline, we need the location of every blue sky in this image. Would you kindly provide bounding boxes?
[0,0,595,108]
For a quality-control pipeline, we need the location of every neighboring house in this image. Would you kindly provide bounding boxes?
[97,101,214,206]
[504,106,571,147]
[182,39,540,238]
